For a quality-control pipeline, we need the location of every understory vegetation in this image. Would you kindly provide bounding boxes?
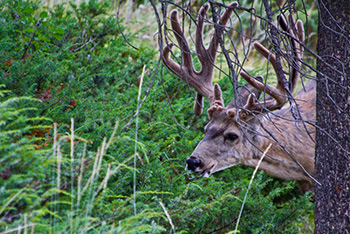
[1,0,316,233]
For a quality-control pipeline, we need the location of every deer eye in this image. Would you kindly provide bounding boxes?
[225,133,238,141]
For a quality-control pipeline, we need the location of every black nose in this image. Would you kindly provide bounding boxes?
[186,157,201,171]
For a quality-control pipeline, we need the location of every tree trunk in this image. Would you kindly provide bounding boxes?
[315,0,350,233]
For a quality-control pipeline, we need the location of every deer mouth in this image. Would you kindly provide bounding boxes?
[196,163,215,178]
[201,170,211,178]
[201,163,215,177]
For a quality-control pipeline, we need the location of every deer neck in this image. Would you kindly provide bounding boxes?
[241,117,313,183]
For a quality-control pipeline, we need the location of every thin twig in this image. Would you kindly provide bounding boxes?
[73,37,98,52]
[21,18,43,60]
[117,0,139,51]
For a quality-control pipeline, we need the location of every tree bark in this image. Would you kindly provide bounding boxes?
[315,0,350,233]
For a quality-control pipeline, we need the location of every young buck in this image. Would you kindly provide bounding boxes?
[163,2,316,192]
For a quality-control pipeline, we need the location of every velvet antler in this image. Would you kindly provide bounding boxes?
[163,2,238,115]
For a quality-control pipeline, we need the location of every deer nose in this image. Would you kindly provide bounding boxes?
[186,157,201,171]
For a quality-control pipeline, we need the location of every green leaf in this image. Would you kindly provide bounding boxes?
[27,16,35,24]
[23,7,34,14]
[42,21,50,27]
[39,11,48,19]
[38,33,46,41]
[52,34,62,40]
[24,27,35,33]
[55,28,65,35]
[33,41,40,48]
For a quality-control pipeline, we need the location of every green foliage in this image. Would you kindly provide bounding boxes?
[0,0,314,233]
[0,86,52,227]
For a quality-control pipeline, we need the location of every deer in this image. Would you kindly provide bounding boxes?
[162,2,317,192]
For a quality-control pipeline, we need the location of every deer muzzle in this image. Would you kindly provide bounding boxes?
[186,156,215,178]
[186,156,201,171]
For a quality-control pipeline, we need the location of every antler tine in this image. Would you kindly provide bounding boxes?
[195,3,210,70]
[163,43,181,77]
[193,3,211,116]
[240,42,287,107]
[195,2,238,79]
[163,9,215,114]
[278,14,305,92]
[169,10,194,71]
[239,14,305,113]
[289,16,305,92]
[207,83,225,119]
[207,2,238,66]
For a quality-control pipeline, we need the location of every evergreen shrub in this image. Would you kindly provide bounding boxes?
[0,0,314,233]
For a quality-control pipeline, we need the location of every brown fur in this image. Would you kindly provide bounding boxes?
[190,80,316,192]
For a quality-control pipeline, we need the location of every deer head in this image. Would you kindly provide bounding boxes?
[163,2,313,187]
